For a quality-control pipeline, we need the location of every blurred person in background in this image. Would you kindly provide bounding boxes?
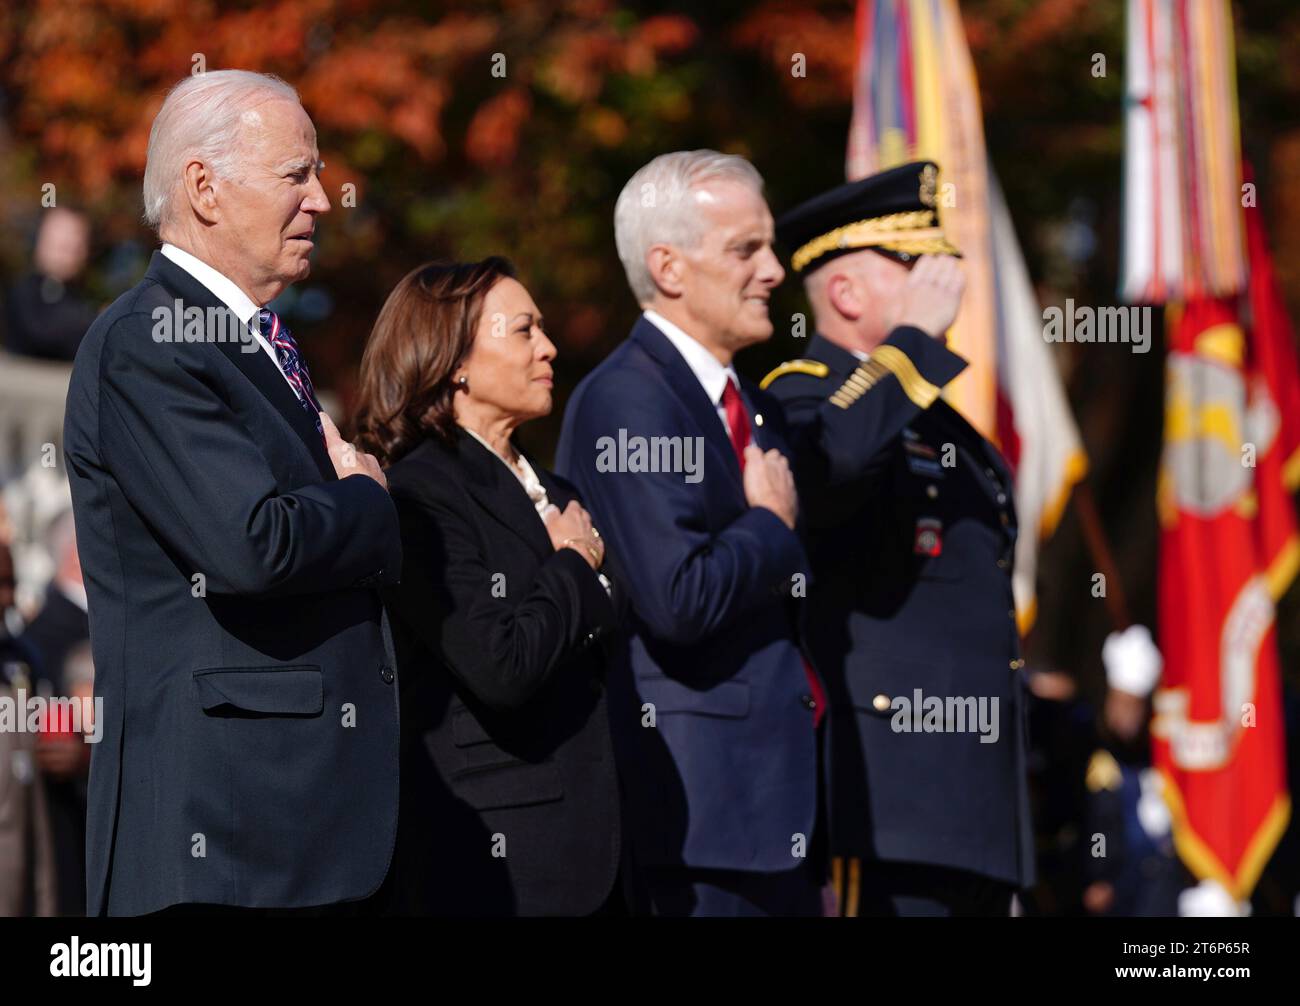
[23,510,89,693]
[3,207,99,361]
[23,509,92,915]
[1082,625,1185,917]
[0,536,57,915]
[355,258,631,916]
[1022,664,1094,915]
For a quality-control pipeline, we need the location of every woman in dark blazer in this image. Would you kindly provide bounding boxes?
[354,258,629,916]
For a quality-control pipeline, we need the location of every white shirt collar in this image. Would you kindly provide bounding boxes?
[159,242,300,394]
[643,309,740,408]
[160,243,261,328]
[459,426,558,520]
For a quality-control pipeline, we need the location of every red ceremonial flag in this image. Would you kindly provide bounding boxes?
[1243,172,1300,593]
[1152,183,1296,902]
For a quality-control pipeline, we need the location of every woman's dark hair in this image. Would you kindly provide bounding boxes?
[354,256,516,465]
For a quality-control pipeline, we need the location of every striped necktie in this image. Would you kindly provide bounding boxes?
[257,309,322,433]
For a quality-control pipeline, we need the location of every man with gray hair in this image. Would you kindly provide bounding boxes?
[557,150,825,916]
[63,70,401,915]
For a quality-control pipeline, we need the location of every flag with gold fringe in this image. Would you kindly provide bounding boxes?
[1152,181,1296,904]
[847,0,1086,630]
[1121,0,1247,303]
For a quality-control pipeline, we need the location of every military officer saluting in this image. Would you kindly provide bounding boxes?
[764,161,1033,916]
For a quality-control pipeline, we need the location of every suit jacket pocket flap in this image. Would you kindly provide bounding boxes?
[194,666,323,715]
[636,674,750,718]
[451,761,564,812]
[844,652,952,716]
[451,707,495,747]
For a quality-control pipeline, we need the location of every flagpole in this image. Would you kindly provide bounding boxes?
[1072,480,1132,632]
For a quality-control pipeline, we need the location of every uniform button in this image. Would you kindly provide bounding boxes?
[754,412,764,427]
[926,484,938,499]
[800,693,816,710]
[872,693,891,712]
[985,467,996,479]
[996,492,1007,505]
[996,557,1009,569]
[1007,609,1016,619]
[380,665,395,684]
[1000,513,1011,526]
[1009,658,1025,670]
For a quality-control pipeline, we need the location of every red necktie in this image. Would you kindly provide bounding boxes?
[721,377,752,471]
[720,376,826,728]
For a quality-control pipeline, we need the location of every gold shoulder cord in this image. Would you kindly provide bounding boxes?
[829,345,941,410]
[759,359,830,390]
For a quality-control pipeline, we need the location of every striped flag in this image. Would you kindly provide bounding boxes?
[847,0,1086,629]
[1121,0,1246,304]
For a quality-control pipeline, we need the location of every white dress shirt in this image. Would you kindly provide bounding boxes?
[159,243,298,395]
[460,426,612,594]
[461,426,557,522]
[643,309,744,437]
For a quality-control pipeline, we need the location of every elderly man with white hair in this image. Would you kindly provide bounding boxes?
[63,70,401,916]
[556,150,825,916]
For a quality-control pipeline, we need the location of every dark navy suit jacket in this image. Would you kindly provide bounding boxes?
[64,252,402,915]
[556,316,820,874]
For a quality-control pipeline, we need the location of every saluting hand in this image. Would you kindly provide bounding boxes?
[896,254,965,342]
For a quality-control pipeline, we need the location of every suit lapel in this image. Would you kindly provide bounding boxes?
[630,317,744,489]
[148,252,335,480]
[736,381,771,453]
[534,464,575,510]
[928,400,1018,536]
[456,433,554,560]
[931,399,1014,484]
[215,336,335,480]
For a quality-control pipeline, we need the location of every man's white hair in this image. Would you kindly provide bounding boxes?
[613,149,765,305]
[142,69,300,232]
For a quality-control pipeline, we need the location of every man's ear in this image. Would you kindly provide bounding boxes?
[645,244,685,299]
[826,271,862,322]
[180,158,221,225]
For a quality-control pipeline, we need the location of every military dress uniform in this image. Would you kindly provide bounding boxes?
[764,161,1035,915]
